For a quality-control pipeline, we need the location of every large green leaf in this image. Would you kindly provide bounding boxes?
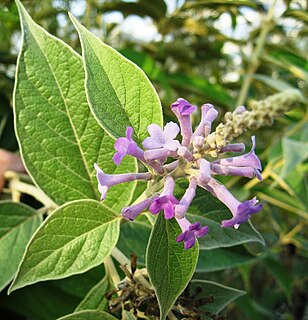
[0,201,42,291]
[146,213,199,320]
[14,0,136,206]
[9,200,120,293]
[189,280,245,313]
[70,14,163,142]
[57,310,117,320]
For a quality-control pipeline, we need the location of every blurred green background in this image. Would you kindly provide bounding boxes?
[0,0,307,319]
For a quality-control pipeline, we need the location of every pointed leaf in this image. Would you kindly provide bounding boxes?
[14,0,136,206]
[0,201,42,291]
[146,213,199,320]
[70,14,163,142]
[9,200,120,293]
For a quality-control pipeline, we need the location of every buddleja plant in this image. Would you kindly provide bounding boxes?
[1,1,303,319]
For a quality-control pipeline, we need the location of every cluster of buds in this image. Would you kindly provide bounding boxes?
[95,98,263,250]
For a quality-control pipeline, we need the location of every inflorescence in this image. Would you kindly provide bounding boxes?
[95,98,263,250]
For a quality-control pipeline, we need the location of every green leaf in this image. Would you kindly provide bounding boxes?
[280,138,308,178]
[14,0,136,206]
[75,276,109,312]
[146,213,199,320]
[0,201,42,291]
[57,310,117,320]
[196,246,257,273]
[69,14,163,142]
[9,200,120,293]
[263,257,293,303]
[189,280,245,313]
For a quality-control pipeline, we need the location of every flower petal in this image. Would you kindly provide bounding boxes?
[164,121,180,139]
[142,137,163,149]
[147,124,165,144]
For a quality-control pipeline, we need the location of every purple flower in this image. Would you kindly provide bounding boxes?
[175,177,197,218]
[202,177,262,229]
[177,146,194,162]
[197,158,211,185]
[122,195,159,221]
[94,163,151,200]
[149,176,179,219]
[142,122,180,151]
[171,98,196,147]
[212,136,262,180]
[113,127,146,165]
[221,197,263,228]
[176,218,209,250]
[191,103,218,141]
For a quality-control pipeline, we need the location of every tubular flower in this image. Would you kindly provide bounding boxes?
[113,127,145,165]
[202,178,263,229]
[94,163,151,200]
[176,218,209,250]
[94,98,263,249]
[122,195,159,221]
[149,176,179,219]
[171,98,197,147]
[211,136,262,180]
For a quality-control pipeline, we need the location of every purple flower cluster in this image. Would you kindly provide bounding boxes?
[94,98,263,250]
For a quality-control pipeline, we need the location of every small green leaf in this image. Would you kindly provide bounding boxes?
[57,310,117,320]
[189,280,245,313]
[14,0,136,206]
[9,200,120,293]
[280,138,308,178]
[146,213,199,320]
[70,14,163,142]
[75,276,109,312]
[0,201,42,291]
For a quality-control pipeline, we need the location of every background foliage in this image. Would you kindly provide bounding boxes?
[0,0,307,319]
